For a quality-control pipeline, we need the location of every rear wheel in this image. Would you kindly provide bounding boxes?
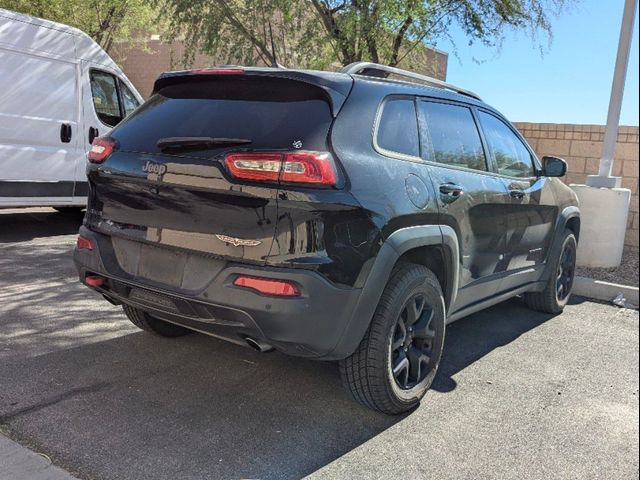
[123,305,192,337]
[339,263,446,415]
[524,229,577,314]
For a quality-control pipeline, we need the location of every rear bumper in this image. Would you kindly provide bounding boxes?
[74,226,362,359]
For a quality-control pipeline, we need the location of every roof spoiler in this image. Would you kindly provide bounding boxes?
[152,66,354,117]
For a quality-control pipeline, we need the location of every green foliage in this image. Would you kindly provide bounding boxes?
[1,0,160,53]
[159,0,572,70]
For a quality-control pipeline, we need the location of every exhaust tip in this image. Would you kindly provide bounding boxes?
[245,337,274,353]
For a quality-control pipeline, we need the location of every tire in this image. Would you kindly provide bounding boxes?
[339,263,446,415]
[524,229,577,314]
[123,305,192,337]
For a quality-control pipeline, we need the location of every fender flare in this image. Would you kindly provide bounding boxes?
[327,225,460,360]
[541,206,581,282]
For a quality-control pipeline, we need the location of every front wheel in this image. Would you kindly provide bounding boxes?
[339,263,446,415]
[524,229,577,314]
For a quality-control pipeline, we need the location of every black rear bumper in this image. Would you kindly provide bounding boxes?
[74,226,363,359]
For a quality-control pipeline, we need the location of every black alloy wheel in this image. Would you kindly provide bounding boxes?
[390,293,437,389]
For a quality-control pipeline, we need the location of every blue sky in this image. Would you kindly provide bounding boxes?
[438,0,639,125]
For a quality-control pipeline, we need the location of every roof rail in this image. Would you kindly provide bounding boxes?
[340,62,482,101]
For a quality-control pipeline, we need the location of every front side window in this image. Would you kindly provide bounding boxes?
[90,70,121,126]
[478,111,535,178]
[420,101,487,172]
[90,70,140,127]
[376,98,420,158]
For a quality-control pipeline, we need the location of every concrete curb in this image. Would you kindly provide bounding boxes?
[0,434,79,480]
[573,276,639,307]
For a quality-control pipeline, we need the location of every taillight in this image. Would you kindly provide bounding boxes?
[233,275,300,297]
[224,151,336,186]
[76,235,93,250]
[88,137,117,164]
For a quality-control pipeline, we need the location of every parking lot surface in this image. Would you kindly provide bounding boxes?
[0,209,638,480]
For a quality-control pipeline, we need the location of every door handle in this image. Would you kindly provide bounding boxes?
[509,189,525,199]
[439,183,464,197]
[88,126,99,144]
[60,123,72,143]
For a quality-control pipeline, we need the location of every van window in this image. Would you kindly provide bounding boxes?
[108,76,333,158]
[420,101,487,172]
[478,111,535,178]
[376,98,420,158]
[120,82,139,117]
[90,71,121,126]
[89,70,140,127]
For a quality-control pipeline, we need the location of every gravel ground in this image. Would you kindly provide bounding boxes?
[577,246,639,287]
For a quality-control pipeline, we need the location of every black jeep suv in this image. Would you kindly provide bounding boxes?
[74,63,580,414]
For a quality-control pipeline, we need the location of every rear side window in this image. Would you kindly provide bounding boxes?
[90,70,140,127]
[375,98,420,158]
[419,101,487,172]
[109,77,333,157]
[478,111,535,178]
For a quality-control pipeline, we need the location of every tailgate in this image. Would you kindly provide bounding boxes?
[86,73,337,267]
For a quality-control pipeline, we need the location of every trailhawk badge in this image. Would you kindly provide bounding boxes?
[215,234,262,247]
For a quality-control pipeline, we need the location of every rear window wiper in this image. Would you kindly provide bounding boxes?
[157,136,252,151]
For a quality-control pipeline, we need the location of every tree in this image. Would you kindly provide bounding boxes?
[1,0,160,53]
[159,0,572,70]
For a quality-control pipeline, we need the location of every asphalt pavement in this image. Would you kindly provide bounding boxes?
[0,208,638,480]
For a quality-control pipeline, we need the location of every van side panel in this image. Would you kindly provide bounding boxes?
[0,28,81,200]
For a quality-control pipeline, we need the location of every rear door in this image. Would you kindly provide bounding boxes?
[476,110,557,290]
[87,73,335,266]
[417,99,511,310]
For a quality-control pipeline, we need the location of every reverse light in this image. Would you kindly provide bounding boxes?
[88,137,117,164]
[233,275,300,297]
[225,151,336,186]
[76,235,94,250]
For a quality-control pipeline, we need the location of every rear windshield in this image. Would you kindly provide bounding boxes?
[109,76,333,157]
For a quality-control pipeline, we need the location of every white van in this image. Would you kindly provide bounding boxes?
[0,9,143,210]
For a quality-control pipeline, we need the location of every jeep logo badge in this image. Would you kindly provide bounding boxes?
[142,160,167,176]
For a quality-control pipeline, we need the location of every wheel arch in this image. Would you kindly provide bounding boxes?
[327,225,459,360]
[541,206,580,282]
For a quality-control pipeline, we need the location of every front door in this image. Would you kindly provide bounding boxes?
[417,100,511,312]
[79,62,141,197]
[475,110,557,292]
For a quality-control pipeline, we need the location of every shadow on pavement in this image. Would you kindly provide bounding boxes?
[0,209,82,243]
[0,210,559,480]
[433,299,556,393]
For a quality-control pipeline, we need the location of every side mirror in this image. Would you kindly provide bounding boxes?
[542,156,567,177]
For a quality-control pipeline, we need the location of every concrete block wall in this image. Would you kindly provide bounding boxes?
[514,123,639,247]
